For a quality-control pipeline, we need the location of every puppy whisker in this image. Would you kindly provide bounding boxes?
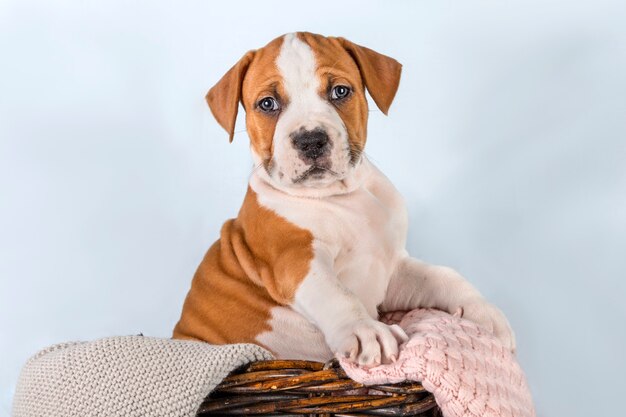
[250,162,265,175]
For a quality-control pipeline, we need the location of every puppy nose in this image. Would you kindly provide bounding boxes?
[291,128,330,160]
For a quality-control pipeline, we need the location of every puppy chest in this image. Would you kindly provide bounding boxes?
[329,192,406,302]
[334,187,405,253]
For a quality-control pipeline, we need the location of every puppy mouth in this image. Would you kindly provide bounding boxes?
[293,165,338,184]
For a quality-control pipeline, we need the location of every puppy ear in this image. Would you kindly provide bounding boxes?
[206,51,255,142]
[337,38,402,115]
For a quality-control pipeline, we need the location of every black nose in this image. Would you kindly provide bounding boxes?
[291,128,330,160]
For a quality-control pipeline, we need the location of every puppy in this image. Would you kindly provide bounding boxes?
[173,32,514,366]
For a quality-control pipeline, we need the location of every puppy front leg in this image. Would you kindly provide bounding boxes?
[292,255,408,367]
[381,256,516,351]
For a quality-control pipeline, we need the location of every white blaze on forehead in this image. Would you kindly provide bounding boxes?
[276,33,320,105]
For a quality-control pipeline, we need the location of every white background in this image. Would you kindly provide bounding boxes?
[1,1,625,416]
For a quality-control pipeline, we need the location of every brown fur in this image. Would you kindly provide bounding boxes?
[172,187,313,344]
[206,51,255,143]
[298,33,372,156]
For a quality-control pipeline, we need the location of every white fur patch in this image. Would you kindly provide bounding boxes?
[250,158,409,360]
[255,306,333,361]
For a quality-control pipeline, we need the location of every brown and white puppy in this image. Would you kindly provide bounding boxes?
[173,32,515,366]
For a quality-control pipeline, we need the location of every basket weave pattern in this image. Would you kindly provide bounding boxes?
[197,359,440,416]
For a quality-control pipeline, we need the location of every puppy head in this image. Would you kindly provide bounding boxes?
[207,32,401,190]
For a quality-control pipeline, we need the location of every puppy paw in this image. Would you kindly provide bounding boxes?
[460,299,516,352]
[329,319,409,367]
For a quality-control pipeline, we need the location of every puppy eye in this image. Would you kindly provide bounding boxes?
[331,85,351,100]
[258,97,279,113]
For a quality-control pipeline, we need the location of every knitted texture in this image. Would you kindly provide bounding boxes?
[340,309,535,417]
[12,336,272,417]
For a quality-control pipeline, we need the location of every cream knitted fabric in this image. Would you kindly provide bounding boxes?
[341,309,535,417]
[12,336,272,417]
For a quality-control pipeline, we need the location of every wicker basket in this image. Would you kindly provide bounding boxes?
[197,359,440,416]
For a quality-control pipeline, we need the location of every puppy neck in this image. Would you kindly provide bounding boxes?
[250,156,372,199]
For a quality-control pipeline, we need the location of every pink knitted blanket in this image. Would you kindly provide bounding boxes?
[339,309,535,417]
